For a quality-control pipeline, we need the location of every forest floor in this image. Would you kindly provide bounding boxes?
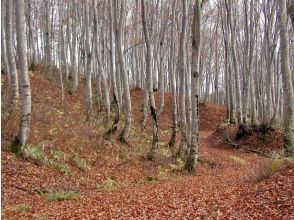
[1,70,294,219]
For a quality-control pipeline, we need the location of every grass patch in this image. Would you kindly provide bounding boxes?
[252,158,291,182]
[162,130,171,135]
[270,159,284,172]
[51,162,74,176]
[146,175,159,182]
[229,156,246,165]
[159,147,172,157]
[36,214,48,220]
[97,177,119,191]
[51,149,66,161]
[47,191,76,202]
[69,153,89,171]
[23,145,47,164]
[9,203,31,213]
[169,158,185,173]
[217,120,230,131]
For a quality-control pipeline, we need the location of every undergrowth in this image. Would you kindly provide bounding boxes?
[97,177,119,191]
[11,144,93,176]
[23,145,48,164]
[47,191,77,202]
[252,157,293,182]
[9,203,31,213]
[229,155,246,165]
[69,153,89,171]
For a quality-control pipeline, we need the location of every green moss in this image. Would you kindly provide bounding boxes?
[10,138,23,155]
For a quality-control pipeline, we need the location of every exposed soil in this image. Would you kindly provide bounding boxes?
[1,72,293,219]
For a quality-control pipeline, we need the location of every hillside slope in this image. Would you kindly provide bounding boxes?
[1,72,293,219]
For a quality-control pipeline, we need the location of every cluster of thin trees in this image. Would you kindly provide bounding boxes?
[1,0,294,172]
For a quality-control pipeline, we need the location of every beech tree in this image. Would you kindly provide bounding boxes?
[13,0,32,150]
[141,0,159,160]
[6,0,19,104]
[185,0,202,172]
[278,0,294,156]
[177,0,188,158]
[114,0,132,142]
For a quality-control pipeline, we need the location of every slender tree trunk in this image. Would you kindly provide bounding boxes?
[85,1,93,121]
[6,0,19,104]
[278,0,294,156]
[227,0,243,124]
[71,1,78,92]
[1,0,10,82]
[13,0,31,151]
[141,0,159,161]
[114,0,132,142]
[177,0,188,158]
[288,0,294,30]
[58,0,65,104]
[185,0,202,173]
[168,0,178,151]
[140,86,149,130]
[105,0,120,137]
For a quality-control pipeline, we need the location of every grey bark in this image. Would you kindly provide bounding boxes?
[278,0,294,156]
[14,0,32,149]
[6,0,19,104]
[177,0,188,158]
[185,0,202,173]
[114,0,132,143]
[141,0,159,161]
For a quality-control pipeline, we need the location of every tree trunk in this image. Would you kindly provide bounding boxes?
[105,0,120,138]
[71,1,79,92]
[288,0,294,30]
[14,0,32,151]
[168,0,178,151]
[185,0,202,173]
[278,0,294,156]
[6,0,19,104]
[177,0,188,158]
[85,0,93,121]
[114,0,132,143]
[141,0,159,161]
[1,0,10,82]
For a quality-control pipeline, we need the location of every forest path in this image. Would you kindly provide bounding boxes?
[38,130,272,219]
